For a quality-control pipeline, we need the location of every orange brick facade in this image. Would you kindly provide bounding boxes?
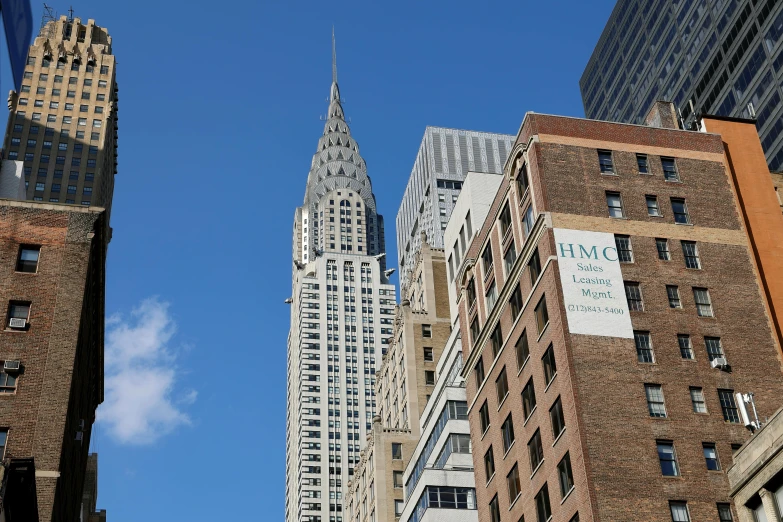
[456,113,783,522]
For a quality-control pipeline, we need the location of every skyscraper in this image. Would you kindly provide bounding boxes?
[3,15,118,223]
[580,0,783,169]
[396,127,514,290]
[285,37,396,522]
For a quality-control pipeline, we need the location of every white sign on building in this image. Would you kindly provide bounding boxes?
[553,228,633,339]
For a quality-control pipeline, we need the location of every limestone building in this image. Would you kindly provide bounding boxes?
[285,40,396,522]
[456,106,783,522]
[346,241,452,522]
[2,15,118,225]
[728,404,783,522]
[396,128,514,290]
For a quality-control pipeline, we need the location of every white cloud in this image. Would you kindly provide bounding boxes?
[97,298,196,445]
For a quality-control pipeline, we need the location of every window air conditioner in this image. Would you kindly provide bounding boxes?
[8,318,26,328]
[710,357,729,370]
[3,360,20,372]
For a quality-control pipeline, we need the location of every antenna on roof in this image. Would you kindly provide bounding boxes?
[40,4,57,38]
[332,26,337,85]
[67,6,75,21]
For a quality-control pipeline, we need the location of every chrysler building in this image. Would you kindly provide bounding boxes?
[285,33,396,522]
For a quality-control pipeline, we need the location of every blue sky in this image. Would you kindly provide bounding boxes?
[0,0,616,519]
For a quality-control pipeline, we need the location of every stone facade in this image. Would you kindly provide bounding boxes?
[3,15,118,227]
[728,405,783,521]
[0,201,106,522]
[456,111,783,522]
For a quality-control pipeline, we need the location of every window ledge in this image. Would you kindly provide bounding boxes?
[523,406,538,427]
[600,172,618,176]
[544,374,557,393]
[485,472,496,487]
[530,459,545,479]
[537,323,550,343]
[552,428,566,447]
[560,486,576,505]
[675,222,694,226]
[503,440,516,459]
[516,356,530,377]
[508,492,522,511]
[480,426,491,441]
[497,393,510,412]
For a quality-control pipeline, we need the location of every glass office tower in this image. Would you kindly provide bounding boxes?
[580,0,783,169]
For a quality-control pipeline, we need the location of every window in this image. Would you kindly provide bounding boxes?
[394,499,403,517]
[78,117,86,126]
[646,195,661,216]
[606,191,624,218]
[670,501,690,522]
[598,150,614,173]
[510,284,523,319]
[422,324,432,338]
[529,249,542,285]
[529,429,544,471]
[634,331,654,363]
[92,119,102,128]
[516,330,529,369]
[391,443,402,460]
[100,65,109,74]
[0,430,6,458]
[522,378,536,420]
[522,206,535,237]
[490,325,503,358]
[535,296,549,334]
[16,246,40,273]
[501,414,515,453]
[662,157,680,182]
[467,278,476,308]
[667,286,682,308]
[496,367,509,403]
[678,335,694,359]
[705,337,724,362]
[703,443,720,470]
[542,344,557,384]
[645,384,667,418]
[550,397,565,439]
[717,503,733,522]
[719,390,740,423]
[625,282,644,311]
[482,244,494,274]
[33,99,42,107]
[637,153,649,173]
[557,452,574,497]
[34,182,44,191]
[671,198,690,224]
[425,370,435,385]
[693,288,714,317]
[0,368,17,393]
[507,463,521,502]
[49,101,59,109]
[535,483,552,522]
[479,401,490,434]
[518,161,529,195]
[657,441,679,476]
[423,347,433,362]
[615,235,633,262]
[499,204,512,238]
[475,356,485,387]
[690,387,707,413]
[7,302,30,329]
[67,185,76,194]
[656,238,671,260]
[484,446,495,481]
[489,495,501,522]
[504,244,517,274]
[681,241,701,269]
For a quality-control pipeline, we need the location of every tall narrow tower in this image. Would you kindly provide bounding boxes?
[285,35,396,522]
[3,15,118,226]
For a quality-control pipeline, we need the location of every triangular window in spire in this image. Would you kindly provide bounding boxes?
[338,166,346,176]
[337,151,344,160]
[327,168,332,177]
[336,137,342,146]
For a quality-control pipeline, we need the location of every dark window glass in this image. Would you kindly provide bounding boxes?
[529,248,542,284]
[501,414,515,453]
[637,153,649,173]
[496,367,509,403]
[490,325,503,358]
[625,282,644,311]
[718,389,740,423]
[703,443,720,470]
[671,198,690,224]
[557,452,574,496]
[598,150,614,173]
[615,235,633,262]
[479,401,490,434]
[528,429,544,471]
[16,246,40,273]
[634,331,654,363]
[657,441,679,476]
[484,446,495,481]
[507,463,521,502]
[535,483,552,522]
[550,397,565,438]
[515,330,529,369]
[475,356,485,387]
[542,344,557,384]
[662,157,679,181]
[645,384,667,418]
[522,378,536,420]
[535,296,549,334]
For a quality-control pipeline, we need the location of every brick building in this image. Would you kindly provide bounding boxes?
[0,200,106,521]
[455,107,783,522]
